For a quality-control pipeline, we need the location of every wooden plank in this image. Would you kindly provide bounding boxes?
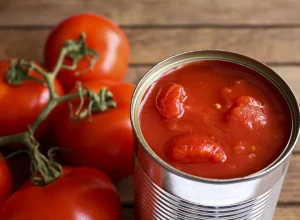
[117,176,134,205]
[1,0,300,26]
[122,208,134,220]
[127,28,300,64]
[117,155,300,204]
[1,28,300,64]
[274,207,300,220]
[279,154,300,203]
[122,207,300,220]
[274,66,300,102]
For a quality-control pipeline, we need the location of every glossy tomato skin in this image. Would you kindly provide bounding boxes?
[0,60,64,140]
[0,167,121,220]
[44,13,130,92]
[55,80,134,181]
[0,155,12,206]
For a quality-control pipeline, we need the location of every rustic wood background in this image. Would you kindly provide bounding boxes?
[1,0,300,219]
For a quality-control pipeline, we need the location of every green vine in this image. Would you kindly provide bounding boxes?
[0,33,116,186]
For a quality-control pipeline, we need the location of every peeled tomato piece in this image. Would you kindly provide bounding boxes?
[156,83,187,119]
[168,133,227,163]
[226,96,267,129]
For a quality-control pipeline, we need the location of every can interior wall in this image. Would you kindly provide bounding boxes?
[131,50,300,219]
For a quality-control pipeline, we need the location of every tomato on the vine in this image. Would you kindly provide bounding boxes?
[44,13,130,92]
[0,60,63,140]
[0,167,121,219]
[0,155,12,206]
[54,80,134,181]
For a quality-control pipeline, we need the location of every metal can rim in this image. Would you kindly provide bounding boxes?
[130,49,300,184]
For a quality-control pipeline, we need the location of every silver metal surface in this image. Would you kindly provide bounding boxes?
[131,50,300,219]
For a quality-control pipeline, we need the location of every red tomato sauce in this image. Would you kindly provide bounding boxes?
[139,61,291,179]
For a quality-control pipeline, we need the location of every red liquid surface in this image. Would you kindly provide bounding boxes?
[139,61,291,179]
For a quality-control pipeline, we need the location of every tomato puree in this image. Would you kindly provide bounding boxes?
[139,61,291,179]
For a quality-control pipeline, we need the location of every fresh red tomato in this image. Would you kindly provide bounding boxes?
[0,167,121,219]
[44,13,130,92]
[0,60,64,140]
[54,80,134,181]
[0,155,12,206]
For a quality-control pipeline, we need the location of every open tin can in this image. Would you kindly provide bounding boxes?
[131,50,300,219]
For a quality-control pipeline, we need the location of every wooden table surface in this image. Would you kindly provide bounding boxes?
[2,0,300,219]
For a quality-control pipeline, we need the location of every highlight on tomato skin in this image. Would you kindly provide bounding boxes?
[44,13,130,92]
[156,83,188,119]
[0,167,121,220]
[168,133,227,163]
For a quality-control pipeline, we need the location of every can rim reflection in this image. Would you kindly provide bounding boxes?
[130,49,300,184]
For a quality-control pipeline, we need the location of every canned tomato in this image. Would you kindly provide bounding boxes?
[131,50,300,219]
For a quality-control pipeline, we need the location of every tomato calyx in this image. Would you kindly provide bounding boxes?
[2,132,63,186]
[61,32,99,76]
[0,33,115,186]
[6,59,46,86]
[69,83,117,122]
[26,144,63,186]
